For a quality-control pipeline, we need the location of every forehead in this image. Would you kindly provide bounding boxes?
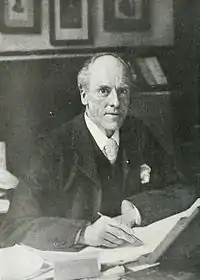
[89,55,131,86]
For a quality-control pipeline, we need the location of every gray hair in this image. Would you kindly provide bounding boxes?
[77,52,137,92]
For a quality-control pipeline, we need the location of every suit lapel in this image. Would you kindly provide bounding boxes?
[72,114,101,188]
[120,117,141,193]
[121,148,130,187]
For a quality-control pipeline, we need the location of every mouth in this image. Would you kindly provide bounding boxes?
[105,112,120,116]
[105,113,121,122]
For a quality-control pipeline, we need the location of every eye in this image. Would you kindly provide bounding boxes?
[118,87,129,95]
[98,87,111,96]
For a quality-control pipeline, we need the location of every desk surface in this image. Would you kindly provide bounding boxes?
[124,259,200,280]
[124,269,200,280]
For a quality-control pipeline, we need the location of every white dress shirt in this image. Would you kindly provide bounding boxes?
[84,113,119,160]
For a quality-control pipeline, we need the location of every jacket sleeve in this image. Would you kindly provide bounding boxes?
[0,133,87,251]
[130,184,197,226]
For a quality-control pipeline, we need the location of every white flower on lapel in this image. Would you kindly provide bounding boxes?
[140,164,151,184]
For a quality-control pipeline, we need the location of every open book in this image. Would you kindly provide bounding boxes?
[37,198,200,266]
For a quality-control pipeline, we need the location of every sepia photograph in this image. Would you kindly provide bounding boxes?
[0,0,199,279]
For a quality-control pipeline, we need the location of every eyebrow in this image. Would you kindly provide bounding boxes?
[115,84,130,89]
[118,84,130,87]
[97,83,130,88]
[96,84,112,89]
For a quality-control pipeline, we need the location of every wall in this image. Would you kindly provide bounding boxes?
[0,56,85,175]
[169,0,200,181]
[0,0,174,52]
[0,0,176,178]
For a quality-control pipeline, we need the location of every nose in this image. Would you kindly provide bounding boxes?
[109,88,120,108]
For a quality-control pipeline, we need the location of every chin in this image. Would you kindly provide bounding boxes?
[103,121,121,131]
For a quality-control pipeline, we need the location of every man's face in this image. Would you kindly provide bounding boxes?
[81,55,131,136]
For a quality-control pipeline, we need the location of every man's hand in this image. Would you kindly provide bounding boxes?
[83,216,140,248]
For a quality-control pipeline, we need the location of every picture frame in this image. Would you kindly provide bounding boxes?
[49,0,92,46]
[104,0,150,32]
[0,0,41,34]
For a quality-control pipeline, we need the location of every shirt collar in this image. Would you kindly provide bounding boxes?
[84,112,119,152]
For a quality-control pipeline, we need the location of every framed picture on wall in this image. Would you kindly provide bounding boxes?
[0,0,41,34]
[49,0,92,46]
[104,0,150,32]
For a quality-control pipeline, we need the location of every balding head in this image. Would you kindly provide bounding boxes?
[77,53,135,93]
[78,53,135,136]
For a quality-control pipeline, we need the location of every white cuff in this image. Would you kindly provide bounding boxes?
[121,199,142,226]
[131,204,142,225]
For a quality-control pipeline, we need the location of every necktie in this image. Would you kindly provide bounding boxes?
[104,138,119,164]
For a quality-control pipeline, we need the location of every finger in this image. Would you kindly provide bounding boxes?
[104,231,124,246]
[98,216,142,245]
[118,229,142,246]
[109,224,141,245]
[109,219,134,235]
[107,224,126,240]
[101,238,119,248]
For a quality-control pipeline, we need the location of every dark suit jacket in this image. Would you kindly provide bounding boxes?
[0,114,187,251]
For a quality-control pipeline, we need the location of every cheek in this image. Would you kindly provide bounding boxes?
[88,100,105,116]
[120,96,130,109]
[96,103,107,116]
[87,95,98,109]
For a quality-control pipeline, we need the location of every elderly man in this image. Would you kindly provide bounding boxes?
[0,53,182,250]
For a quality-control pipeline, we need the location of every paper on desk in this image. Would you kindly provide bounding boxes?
[35,198,200,266]
[0,245,45,280]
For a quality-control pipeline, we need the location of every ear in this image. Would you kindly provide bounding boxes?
[80,88,88,106]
